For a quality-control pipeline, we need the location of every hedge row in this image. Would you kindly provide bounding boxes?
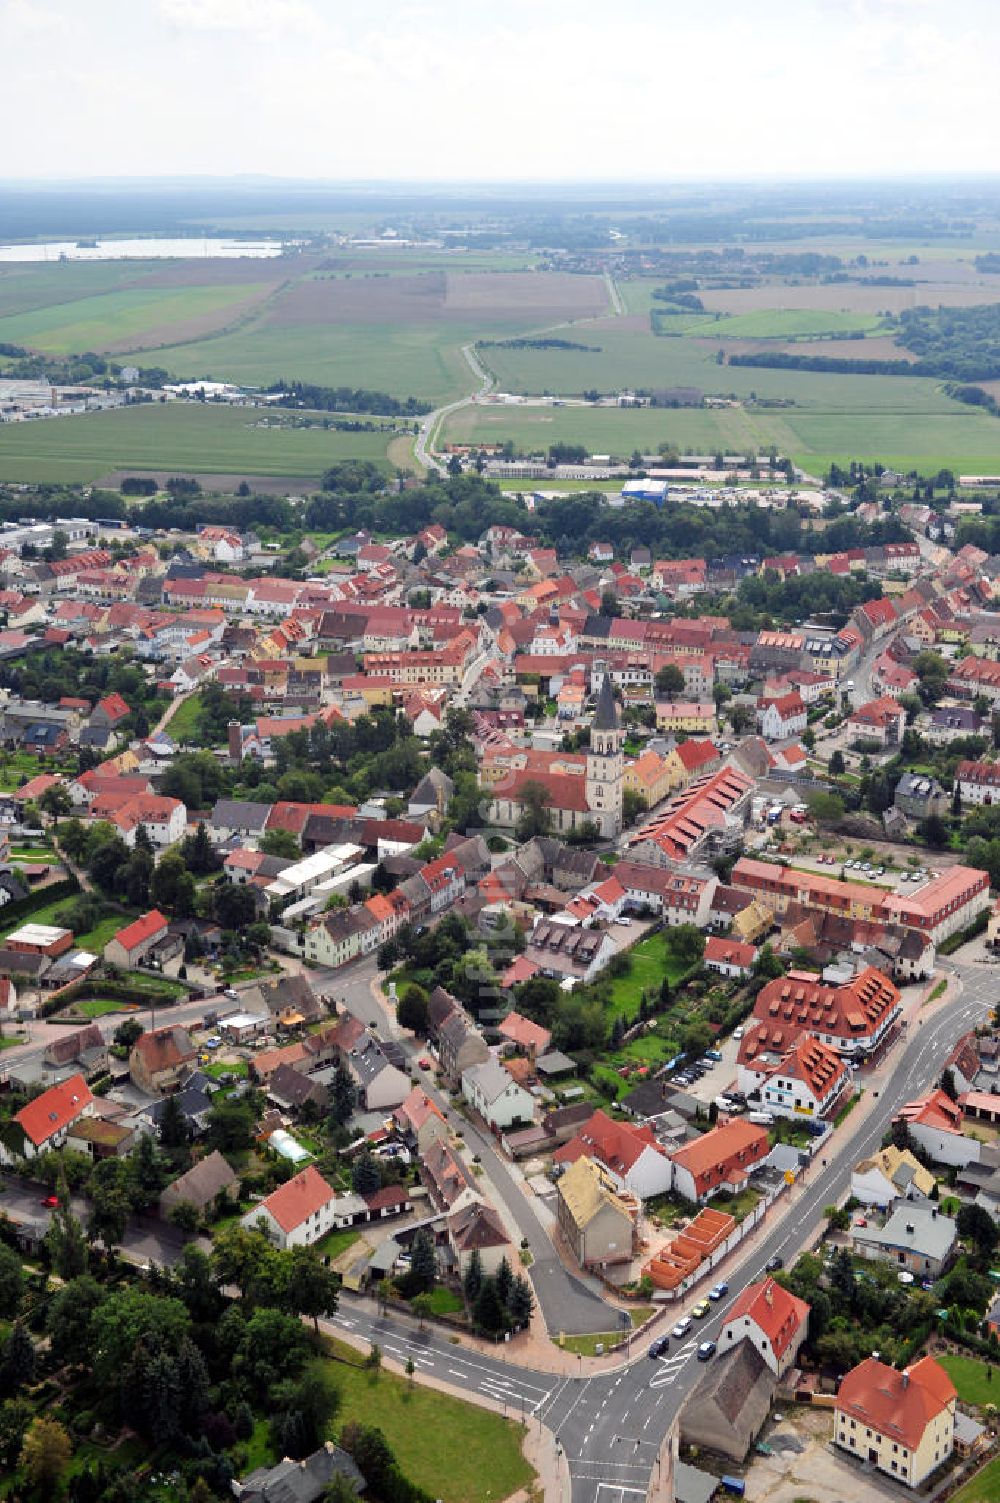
[0,875,79,926]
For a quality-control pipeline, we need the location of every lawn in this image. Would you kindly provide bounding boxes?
[0,402,402,485]
[953,1455,1000,1503]
[0,897,136,952]
[425,1287,465,1316]
[8,845,57,861]
[75,997,133,1018]
[607,932,691,1019]
[315,1226,363,1262]
[166,691,205,744]
[937,1354,1000,1408]
[707,1187,761,1223]
[324,1336,533,1503]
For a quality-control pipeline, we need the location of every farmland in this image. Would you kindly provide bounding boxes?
[0,402,403,485]
[692,308,887,338]
[0,283,273,355]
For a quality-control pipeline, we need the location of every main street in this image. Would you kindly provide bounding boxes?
[326,961,993,1503]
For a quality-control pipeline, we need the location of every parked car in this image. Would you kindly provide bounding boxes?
[709,1282,729,1301]
[648,1336,669,1359]
[697,1341,717,1361]
[672,1316,693,1338]
[732,1026,744,1040]
[40,1194,58,1208]
[706,1049,723,1062]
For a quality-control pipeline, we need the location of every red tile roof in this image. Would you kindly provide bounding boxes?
[256,1164,336,1234]
[724,1277,809,1359]
[96,692,131,723]
[554,1108,669,1176]
[15,1073,93,1148]
[668,1120,770,1197]
[499,1011,552,1053]
[836,1355,955,1449]
[113,909,168,954]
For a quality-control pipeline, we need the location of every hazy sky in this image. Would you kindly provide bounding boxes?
[3,0,996,181]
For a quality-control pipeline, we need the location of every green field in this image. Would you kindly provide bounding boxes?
[76,997,133,1018]
[0,284,268,355]
[0,402,401,484]
[701,308,887,338]
[443,393,1000,477]
[607,932,690,1020]
[145,320,485,406]
[326,1337,533,1503]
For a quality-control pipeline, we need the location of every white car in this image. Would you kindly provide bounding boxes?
[672,1316,693,1339]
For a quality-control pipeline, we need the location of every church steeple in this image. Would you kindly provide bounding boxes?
[586,671,624,836]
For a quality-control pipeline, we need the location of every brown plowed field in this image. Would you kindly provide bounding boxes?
[265,270,607,328]
[699,281,1000,315]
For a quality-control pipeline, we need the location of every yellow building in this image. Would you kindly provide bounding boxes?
[834,1355,955,1488]
[654,701,716,735]
[624,749,672,809]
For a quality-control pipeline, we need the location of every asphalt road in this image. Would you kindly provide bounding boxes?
[325,962,992,1503]
[326,954,617,1335]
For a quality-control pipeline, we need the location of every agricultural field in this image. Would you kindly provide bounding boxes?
[140,268,609,403]
[0,402,403,484]
[443,381,1000,476]
[0,283,273,355]
[693,308,887,338]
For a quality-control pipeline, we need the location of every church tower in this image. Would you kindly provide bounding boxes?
[586,672,624,837]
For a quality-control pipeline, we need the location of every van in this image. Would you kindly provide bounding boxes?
[748,1110,775,1126]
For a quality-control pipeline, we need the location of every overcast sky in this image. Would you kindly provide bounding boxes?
[2,0,995,181]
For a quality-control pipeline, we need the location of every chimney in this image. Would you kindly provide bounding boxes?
[902,1370,910,1389]
[227,719,243,763]
[932,1208,937,1220]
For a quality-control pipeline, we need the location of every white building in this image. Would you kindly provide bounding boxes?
[241,1164,338,1250]
[462,1058,535,1130]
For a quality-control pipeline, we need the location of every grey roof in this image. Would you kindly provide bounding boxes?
[367,1238,402,1273]
[535,1050,575,1076]
[238,1442,364,1503]
[592,671,620,732]
[674,1462,720,1503]
[463,1057,521,1105]
[210,798,272,832]
[161,1149,237,1210]
[857,1204,956,1262]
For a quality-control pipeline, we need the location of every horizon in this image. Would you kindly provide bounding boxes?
[3,0,998,181]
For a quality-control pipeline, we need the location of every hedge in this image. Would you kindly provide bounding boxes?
[0,876,79,928]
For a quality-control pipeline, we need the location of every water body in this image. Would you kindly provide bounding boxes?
[0,237,298,262]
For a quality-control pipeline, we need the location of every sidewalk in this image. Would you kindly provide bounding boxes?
[323,1308,571,1502]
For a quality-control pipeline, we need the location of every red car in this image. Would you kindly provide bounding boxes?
[40,1195,58,1208]
[418,1058,431,1070]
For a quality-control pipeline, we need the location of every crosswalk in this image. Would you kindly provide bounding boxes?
[648,1338,697,1389]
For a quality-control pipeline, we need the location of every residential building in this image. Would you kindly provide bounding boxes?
[498,1011,551,1059]
[129,1025,197,1094]
[758,692,807,742]
[393,1087,449,1155]
[0,1073,95,1163]
[834,1356,956,1486]
[104,908,169,969]
[448,1200,512,1277]
[848,696,905,748]
[704,935,757,978]
[437,1009,490,1086]
[556,1154,638,1269]
[553,1107,673,1200]
[896,1088,981,1168]
[241,1164,339,1250]
[894,773,948,822]
[956,759,1000,805]
[718,1277,809,1377]
[744,966,900,1061]
[851,1146,936,1208]
[235,1443,365,1503]
[462,1058,535,1130]
[159,1150,239,1220]
[669,1120,770,1204]
[655,701,716,735]
[853,1204,957,1277]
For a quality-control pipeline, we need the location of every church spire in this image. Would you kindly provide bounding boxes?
[592,672,619,732]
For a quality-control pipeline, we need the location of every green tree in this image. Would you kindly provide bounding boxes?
[473,1276,507,1335]
[654,664,686,697]
[215,882,259,931]
[87,1161,132,1250]
[329,1059,355,1128]
[0,1398,31,1469]
[807,790,845,825]
[397,983,430,1035]
[463,1247,483,1306]
[284,1246,339,1333]
[206,1094,255,1154]
[45,1185,89,1281]
[828,748,846,776]
[157,1089,190,1151]
[0,1323,35,1396]
[958,1203,999,1260]
[351,1150,381,1197]
[405,1229,437,1296]
[0,1245,22,1319]
[19,1416,72,1493]
[150,850,196,917]
[508,1274,534,1327]
[622,787,648,826]
[514,780,552,840]
[261,828,301,860]
[113,1017,144,1049]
